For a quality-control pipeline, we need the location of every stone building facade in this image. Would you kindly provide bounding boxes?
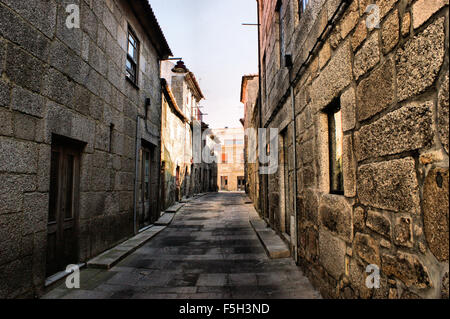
[0,0,171,298]
[160,60,216,210]
[248,0,449,298]
[241,75,260,208]
[212,128,246,192]
[194,122,219,194]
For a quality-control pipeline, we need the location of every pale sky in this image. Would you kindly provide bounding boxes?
[150,0,259,129]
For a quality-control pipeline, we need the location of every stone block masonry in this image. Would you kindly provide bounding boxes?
[250,0,450,299]
[0,0,171,298]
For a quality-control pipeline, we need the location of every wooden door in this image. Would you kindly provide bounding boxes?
[237,176,245,191]
[139,148,152,230]
[282,131,291,235]
[160,161,166,211]
[175,166,180,202]
[221,176,228,191]
[46,143,81,277]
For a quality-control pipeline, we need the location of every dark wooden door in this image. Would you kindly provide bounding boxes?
[175,166,180,202]
[160,161,166,211]
[46,143,81,277]
[221,176,228,191]
[282,131,291,235]
[139,148,152,230]
[237,176,245,191]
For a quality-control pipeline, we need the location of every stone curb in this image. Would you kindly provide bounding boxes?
[249,219,291,259]
[154,212,175,226]
[87,225,167,269]
[87,198,193,269]
[164,202,185,213]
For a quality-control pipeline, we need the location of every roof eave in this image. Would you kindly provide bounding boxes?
[129,0,173,59]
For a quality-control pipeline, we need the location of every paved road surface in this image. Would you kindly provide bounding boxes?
[43,192,321,299]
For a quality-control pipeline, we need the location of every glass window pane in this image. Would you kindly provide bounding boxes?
[128,44,134,59]
[126,59,137,83]
[225,140,234,145]
[129,34,135,46]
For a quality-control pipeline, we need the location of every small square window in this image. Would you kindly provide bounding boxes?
[325,100,344,195]
[126,27,139,85]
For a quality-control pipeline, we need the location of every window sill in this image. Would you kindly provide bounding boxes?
[330,191,345,196]
[125,76,140,90]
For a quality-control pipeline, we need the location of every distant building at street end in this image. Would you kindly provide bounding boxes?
[211,128,246,192]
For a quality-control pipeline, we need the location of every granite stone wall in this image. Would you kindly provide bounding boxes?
[242,75,260,209]
[255,0,449,299]
[0,0,164,298]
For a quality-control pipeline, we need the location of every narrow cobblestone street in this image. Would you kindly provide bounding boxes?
[43,193,320,299]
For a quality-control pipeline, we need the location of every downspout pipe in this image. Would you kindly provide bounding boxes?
[256,0,264,218]
[133,115,140,235]
[289,70,299,264]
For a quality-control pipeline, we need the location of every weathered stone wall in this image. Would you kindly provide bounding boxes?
[255,0,449,299]
[161,94,185,209]
[0,0,165,298]
[242,75,260,209]
[160,61,216,210]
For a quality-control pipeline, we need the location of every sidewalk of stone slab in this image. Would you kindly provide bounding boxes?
[164,202,185,213]
[247,201,291,259]
[85,194,289,270]
[155,212,175,226]
[87,226,167,269]
[43,192,321,299]
[87,201,188,269]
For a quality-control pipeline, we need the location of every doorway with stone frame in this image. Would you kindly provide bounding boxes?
[46,135,84,278]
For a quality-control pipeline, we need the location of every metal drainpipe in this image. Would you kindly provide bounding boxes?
[133,115,140,235]
[256,0,264,219]
[289,77,299,264]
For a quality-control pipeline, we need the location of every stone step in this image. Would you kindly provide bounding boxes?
[164,203,185,213]
[249,219,291,259]
[154,212,175,226]
[87,226,166,269]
